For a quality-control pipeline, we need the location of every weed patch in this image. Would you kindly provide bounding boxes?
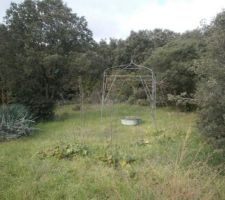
[38,143,89,159]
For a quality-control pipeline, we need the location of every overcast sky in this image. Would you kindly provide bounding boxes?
[1,0,225,41]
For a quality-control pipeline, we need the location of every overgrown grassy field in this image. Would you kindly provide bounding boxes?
[0,104,225,200]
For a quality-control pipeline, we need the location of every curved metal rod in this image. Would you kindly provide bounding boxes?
[103,61,154,75]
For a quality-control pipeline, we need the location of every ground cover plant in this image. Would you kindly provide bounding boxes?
[0,104,224,200]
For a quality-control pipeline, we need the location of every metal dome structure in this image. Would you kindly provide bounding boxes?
[101,60,157,128]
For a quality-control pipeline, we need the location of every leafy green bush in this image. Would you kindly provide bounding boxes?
[195,11,225,148]
[197,76,225,147]
[127,95,136,104]
[13,81,56,120]
[136,99,149,106]
[144,33,204,105]
[28,97,55,121]
[134,88,146,99]
[168,92,197,112]
[0,104,35,140]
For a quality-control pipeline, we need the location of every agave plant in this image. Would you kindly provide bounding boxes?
[0,104,35,140]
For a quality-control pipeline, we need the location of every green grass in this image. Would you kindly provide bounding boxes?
[0,104,225,200]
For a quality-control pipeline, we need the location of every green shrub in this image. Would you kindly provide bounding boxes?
[14,87,55,120]
[127,96,136,104]
[134,88,146,99]
[28,98,55,121]
[196,11,225,148]
[197,77,225,147]
[168,92,197,112]
[136,99,149,106]
[0,104,35,140]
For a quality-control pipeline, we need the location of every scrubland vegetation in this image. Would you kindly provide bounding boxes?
[1,0,225,199]
[1,104,225,200]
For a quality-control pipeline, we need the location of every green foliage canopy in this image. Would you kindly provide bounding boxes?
[0,0,94,119]
[197,11,225,147]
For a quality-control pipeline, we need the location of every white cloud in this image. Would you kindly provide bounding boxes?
[67,0,225,41]
[1,0,225,41]
[125,0,225,34]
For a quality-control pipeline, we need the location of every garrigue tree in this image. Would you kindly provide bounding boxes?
[197,11,225,147]
[3,0,94,119]
[0,24,12,104]
[114,29,178,65]
[144,30,206,107]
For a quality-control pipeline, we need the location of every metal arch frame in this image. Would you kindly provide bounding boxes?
[101,60,157,128]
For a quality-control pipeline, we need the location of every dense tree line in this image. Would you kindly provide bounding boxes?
[1,0,225,147]
[0,0,95,119]
[196,12,225,147]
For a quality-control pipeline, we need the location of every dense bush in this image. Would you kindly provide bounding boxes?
[168,92,197,112]
[136,99,149,106]
[0,104,35,140]
[197,11,225,148]
[127,96,136,104]
[197,77,225,147]
[144,32,204,103]
[27,98,55,121]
